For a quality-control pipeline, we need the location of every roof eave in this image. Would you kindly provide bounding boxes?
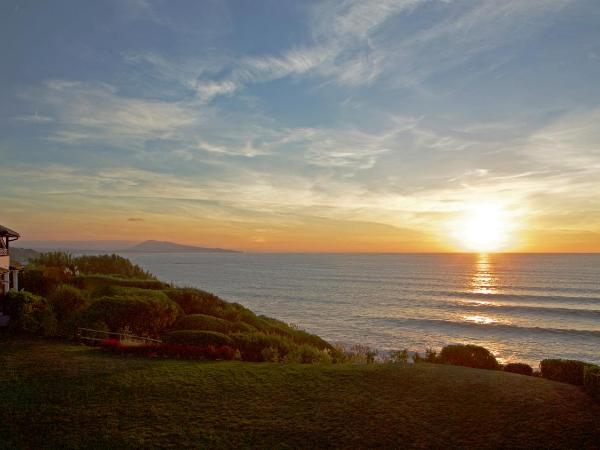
[0,225,20,238]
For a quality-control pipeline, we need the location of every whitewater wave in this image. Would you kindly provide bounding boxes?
[428,290,600,304]
[371,316,600,339]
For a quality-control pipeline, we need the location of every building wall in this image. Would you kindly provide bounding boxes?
[0,254,9,271]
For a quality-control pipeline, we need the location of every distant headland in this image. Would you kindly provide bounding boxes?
[123,240,241,254]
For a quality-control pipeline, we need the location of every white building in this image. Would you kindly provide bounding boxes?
[0,224,20,296]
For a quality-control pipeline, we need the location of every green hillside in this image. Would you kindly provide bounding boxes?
[11,252,333,363]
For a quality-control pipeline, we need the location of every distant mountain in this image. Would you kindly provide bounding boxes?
[123,240,240,253]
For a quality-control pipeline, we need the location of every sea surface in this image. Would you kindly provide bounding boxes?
[120,252,600,366]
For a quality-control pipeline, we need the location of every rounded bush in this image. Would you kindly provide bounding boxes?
[254,316,333,350]
[231,332,294,362]
[163,289,333,351]
[504,363,533,376]
[82,292,181,337]
[3,291,57,336]
[171,314,255,334]
[438,344,500,370]
[163,288,227,315]
[48,285,90,336]
[164,330,233,347]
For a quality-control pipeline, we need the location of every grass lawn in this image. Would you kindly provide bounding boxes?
[1,338,599,449]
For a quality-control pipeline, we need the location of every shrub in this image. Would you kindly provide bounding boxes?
[75,254,156,279]
[99,339,236,360]
[163,288,228,316]
[3,291,57,336]
[425,348,437,362]
[583,365,600,402]
[540,359,590,386]
[261,346,280,362]
[171,314,255,334]
[82,292,181,337]
[26,253,155,280]
[28,252,77,281]
[389,349,409,364]
[328,344,350,364]
[231,332,294,362]
[282,344,332,364]
[438,344,500,370]
[74,275,168,291]
[503,363,533,376]
[48,285,90,336]
[253,315,333,351]
[164,288,333,351]
[342,344,378,364]
[20,268,58,296]
[164,330,233,347]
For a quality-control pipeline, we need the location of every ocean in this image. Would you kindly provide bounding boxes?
[120,252,600,366]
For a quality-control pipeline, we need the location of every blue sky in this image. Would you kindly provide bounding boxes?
[1,0,600,251]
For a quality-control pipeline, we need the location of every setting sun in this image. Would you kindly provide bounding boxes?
[455,205,511,252]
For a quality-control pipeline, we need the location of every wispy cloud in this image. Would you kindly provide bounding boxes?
[525,108,600,171]
[29,81,201,147]
[139,0,574,101]
[14,114,53,123]
[125,0,427,102]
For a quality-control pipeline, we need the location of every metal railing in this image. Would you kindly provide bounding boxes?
[0,249,8,256]
[77,327,162,346]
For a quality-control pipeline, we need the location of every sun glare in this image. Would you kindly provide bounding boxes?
[455,204,510,252]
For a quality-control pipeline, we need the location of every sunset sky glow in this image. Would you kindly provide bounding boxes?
[2,0,600,252]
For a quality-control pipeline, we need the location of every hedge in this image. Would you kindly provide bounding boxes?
[82,292,181,337]
[256,316,333,350]
[100,339,237,360]
[75,254,156,280]
[171,314,255,334]
[438,344,500,370]
[163,288,232,315]
[503,363,533,376]
[164,330,233,347]
[539,359,590,386]
[231,332,296,362]
[74,275,168,291]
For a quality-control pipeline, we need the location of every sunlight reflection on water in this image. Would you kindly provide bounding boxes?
[470,253,498,295]
[465,255,504,325]
[464,315,497,325]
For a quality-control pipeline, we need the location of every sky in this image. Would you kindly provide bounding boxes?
[1,0,600,252]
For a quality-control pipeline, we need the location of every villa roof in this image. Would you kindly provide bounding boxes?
[0,225,20,238]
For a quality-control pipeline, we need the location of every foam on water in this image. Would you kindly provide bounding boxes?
[120,252,600,365]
